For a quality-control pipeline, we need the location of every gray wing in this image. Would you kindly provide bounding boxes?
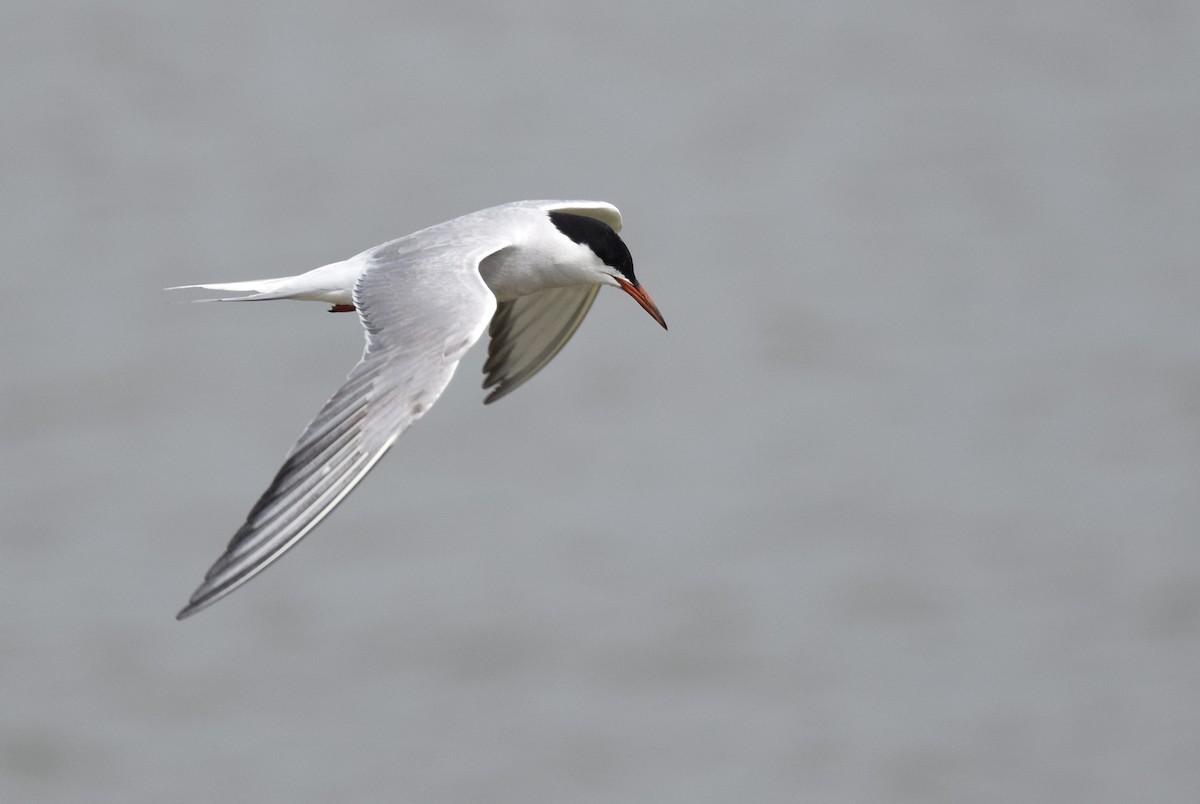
[177,236,504,619]
[481,283,601,404]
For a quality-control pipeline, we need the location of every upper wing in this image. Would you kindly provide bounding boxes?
[177,234,505,619]
[481,284,601,404]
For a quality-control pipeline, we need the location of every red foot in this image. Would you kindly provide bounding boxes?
[328,304,356,313]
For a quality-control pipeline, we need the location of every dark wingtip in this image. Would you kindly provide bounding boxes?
[481,384,509,405]
[175,589,216,621]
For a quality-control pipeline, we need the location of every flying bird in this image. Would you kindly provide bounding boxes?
[171,200,666,619]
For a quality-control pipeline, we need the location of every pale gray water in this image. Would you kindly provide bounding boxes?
[2,2,1198,802]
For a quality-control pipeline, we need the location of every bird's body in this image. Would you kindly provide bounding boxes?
[172,200,665,619]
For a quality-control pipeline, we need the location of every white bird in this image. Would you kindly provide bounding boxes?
[171,200,666,619]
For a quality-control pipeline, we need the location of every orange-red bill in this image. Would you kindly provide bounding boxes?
[616,278,668,330]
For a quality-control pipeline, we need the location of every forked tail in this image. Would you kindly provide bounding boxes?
[166,276,299,302]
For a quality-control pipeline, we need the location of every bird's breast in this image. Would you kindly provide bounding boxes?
[479,244,575,302]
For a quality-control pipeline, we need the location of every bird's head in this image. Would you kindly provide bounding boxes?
[548,211,667,330]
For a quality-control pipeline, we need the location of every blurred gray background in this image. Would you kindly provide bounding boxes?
[2,2,1198,802]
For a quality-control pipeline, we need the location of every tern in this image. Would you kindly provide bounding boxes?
[171,200,666,619]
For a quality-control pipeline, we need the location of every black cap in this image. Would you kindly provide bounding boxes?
[548,211,639,285]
